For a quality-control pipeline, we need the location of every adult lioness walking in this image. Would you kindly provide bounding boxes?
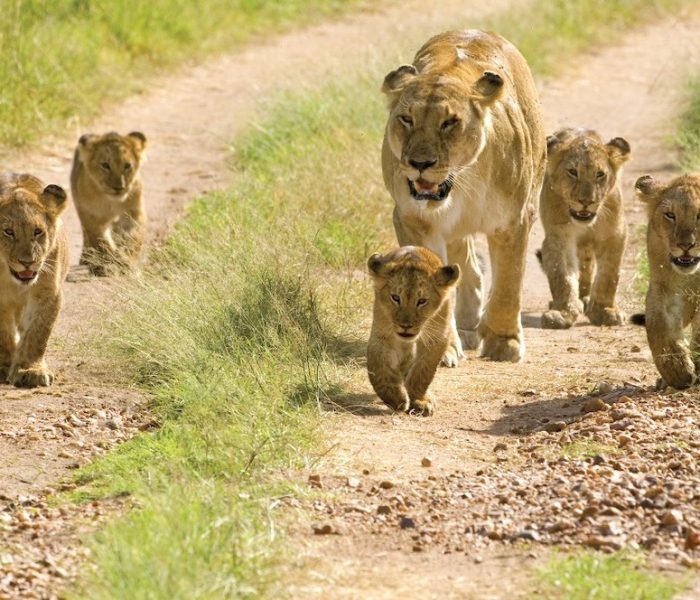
[381,30,546,364]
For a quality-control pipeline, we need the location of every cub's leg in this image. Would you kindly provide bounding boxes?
[645,289,696,389]
[9,294,61,387]
[448,236,482,351]
[112,208,145,271]
[586,229,626,326]
[367,341,410,412]
[577,241,595,307]
[80,225,118,277]
[540,232,582,329]
[479,220,530,362]
[0,312,17,383]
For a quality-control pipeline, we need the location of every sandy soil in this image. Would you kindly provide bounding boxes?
[1,1,700,598]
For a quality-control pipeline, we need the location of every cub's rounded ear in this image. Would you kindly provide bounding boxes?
[367,253,386,276]
[128,131,147,151]
[635,175,663,200]
[546,134,562,155]
[41,184,68,214]
[78,133,96,147]
[435,264,461,288]
[473,71,504,104]
[381,65,418,95]
[606,137,631,166]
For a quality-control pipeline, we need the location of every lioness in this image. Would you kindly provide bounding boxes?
[538,128,631,329]
[367,246,460,416]
[635,174,700,389]
[381,30,545,365]
[71,131,147,276]
[0,173,69,387]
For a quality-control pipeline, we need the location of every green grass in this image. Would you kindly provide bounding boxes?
[677,76,700,170]
[0,0,373,147]
[537,551,684,600]
[68,0,696,597]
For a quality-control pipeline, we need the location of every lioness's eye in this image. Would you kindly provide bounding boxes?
[34,228,43,237]
[416,298,428,307]
[567,168,578,178]
[596,171,606,179]
[390,294,401,305]
[3,228,14,238]
[441,117,459,131]
[100,162,111,171]
[664,211,676,221]
[398,115,413,128]
[124,163,132,172]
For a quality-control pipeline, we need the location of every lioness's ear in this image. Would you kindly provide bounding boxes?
[606,137,631,166]
[435,264,460,288]
[473,71,504,104]
[128,131,147,152]
[41,184,68,215]
[382,65,418,95]
[635,175,664,201]
[367,253,387,277]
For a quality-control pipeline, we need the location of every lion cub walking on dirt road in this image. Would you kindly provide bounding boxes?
[367,246,460,416]
[71,131,147,276]
[538,128,631,329]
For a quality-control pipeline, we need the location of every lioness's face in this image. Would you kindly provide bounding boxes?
[0,183,66,286]
[382,67,503,204]
[637,175,700,275]
[547,132,630,225]
[79,132,146,199]
[368,247,460,341]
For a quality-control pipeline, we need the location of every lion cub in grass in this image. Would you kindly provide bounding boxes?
[635,174,700,389]
[71,131,147,276]
[367,246,460,416]
[538,128,630,329]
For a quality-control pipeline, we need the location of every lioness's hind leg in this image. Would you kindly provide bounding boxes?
[449,236,482,350]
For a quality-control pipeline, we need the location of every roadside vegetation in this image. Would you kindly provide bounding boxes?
[0,0,372,147]
[677,77,700,170]
[63,0,693,597]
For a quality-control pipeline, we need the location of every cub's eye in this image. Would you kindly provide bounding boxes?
[34,228,43,238]
[416,298,428,307]
[398,115,413,128]
[3,228,14,238]
[566,168,578,178]
[441,117,459,131]
[390,294,401,305]
[123,162,132,172]
[596,171,606,180]
[664,211,676,221]
[100,162,111,172]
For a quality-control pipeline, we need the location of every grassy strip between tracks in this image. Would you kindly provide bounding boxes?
[0,0,374,148]
[67,0,690,597]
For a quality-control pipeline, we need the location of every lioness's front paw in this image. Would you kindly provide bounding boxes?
[657,356,696,390]
[478,323,523,362]
[587,303,625,326]
[458,328,480,351]
[10,367,53,388]
[541,309,576,329]
[0,364,10,384]
[409,397,434,417]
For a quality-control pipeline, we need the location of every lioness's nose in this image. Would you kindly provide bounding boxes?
[409,159,437,172]
[678,240,696,251]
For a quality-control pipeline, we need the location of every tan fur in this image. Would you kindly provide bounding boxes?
[0,173,69,387]
[539,128,631,329]
[367,246,460,416]
[636,174,700,389]
[70,131,147,276]
[381,30,546,365]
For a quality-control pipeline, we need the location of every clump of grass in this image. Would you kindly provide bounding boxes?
[677,76,700,170]
[537,551,685,599]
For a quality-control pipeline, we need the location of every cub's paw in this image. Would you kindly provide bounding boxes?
[587,303,625,326]
[541,309,576,330]
[441,346,461,368]
[10,367,53,388]
[478,323,523,363]
[458,328,480,351]
[657,353,696,390]
[409,397,434,417]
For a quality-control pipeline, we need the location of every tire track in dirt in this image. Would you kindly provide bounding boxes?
[286,12,700,599]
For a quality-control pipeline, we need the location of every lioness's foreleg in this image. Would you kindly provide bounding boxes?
[0,313,17,383]
[448,236,482,350]
[479,222,529,362]
[540,232,582,329]
[646,292,696,389]
[586,231,626,326]
[9,295,61,388]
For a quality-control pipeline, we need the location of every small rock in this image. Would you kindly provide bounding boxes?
[630,345,641,353]
[379,480,395,490]
[377,505,392,515]
[618,434,632,447]
[600,520,622,536]
[661,510,684,527]
[518,389,537,397]
[545,421,567,432]
[68,414,84,427]
[493,442,508,452]
[515,530,540,542]
[412,544,423,552]
[421,457,432,467]
[312,522,341,535]
[597,381,614,395]
[582,398,607,413]
[346,477,361,489]
[685,529,700,550]
[307,474,322,489]
[400,517,416,529]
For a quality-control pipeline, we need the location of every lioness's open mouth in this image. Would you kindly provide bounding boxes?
[10,268,38,284]
[408,177,453,202]
[671,254,700,269]
[397,331,417,339]
[570,209,595,222]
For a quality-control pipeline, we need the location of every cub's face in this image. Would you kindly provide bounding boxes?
[382,65,503,203]
[78,131,146,198]
[636,175,700,275]
[368,246,460,341]
[0,177,67,286]
[546,130,630,225]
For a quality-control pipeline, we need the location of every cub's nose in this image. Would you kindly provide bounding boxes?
[678,240,696,252]
[409,159,437,172]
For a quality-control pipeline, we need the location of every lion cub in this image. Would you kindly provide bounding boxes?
[538,128,630,329]
[0,173,69,387]
[71,131,147,276]
[635,174,700,389]
[367,246,460,416]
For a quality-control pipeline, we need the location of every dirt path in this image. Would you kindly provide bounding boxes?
[285,12,700,599]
